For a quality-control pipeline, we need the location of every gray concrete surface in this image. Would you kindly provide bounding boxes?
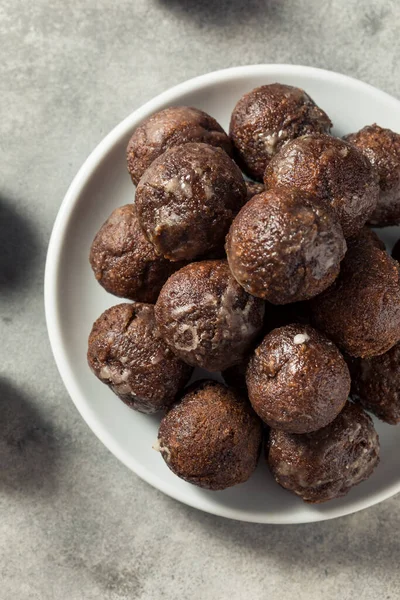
[1,0,400,598]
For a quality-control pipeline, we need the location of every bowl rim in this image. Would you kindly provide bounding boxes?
[44,64,400,524]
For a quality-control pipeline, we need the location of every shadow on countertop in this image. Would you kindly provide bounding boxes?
[156,0,282,26]
[0,194,40,294]
[163,492,400,573]
[0,378,59,495]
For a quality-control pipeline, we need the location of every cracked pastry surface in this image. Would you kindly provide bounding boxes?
[344,124,400,227]
[347,342,400,425]
[154,260,265,371]
[135,143,246,261]
[89,204,185,303]
[312,228,400,358]
[127,106,232,185]
[226,187,346,304]
[230,83,331,181]
[267,402,380,503]
[87,303,192,413]
[264,133,379,238]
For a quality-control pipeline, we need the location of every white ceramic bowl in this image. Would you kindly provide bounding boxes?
[45,65,400,524]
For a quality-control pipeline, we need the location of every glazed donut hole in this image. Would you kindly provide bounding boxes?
[86,90,400,502]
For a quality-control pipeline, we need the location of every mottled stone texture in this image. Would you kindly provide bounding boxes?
[1,0,400,598]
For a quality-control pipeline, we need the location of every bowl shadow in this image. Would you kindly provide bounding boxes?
[163,489,400,573]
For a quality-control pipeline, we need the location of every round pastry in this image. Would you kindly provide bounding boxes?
[264,134,379,238]
[312,229,400,358]
[154,260,265,372]
[135,142,246,261]
[344,124,400,226]
[126,106,232,185]
[347,342,400,424]
[89,205,184,303]
[156,380,262,490]
[229,83,331,181]
[267,402,380,503]
[87,303,192,413]
[225,188,346,304]
[245,181,265,202]
[247,325,350,433]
